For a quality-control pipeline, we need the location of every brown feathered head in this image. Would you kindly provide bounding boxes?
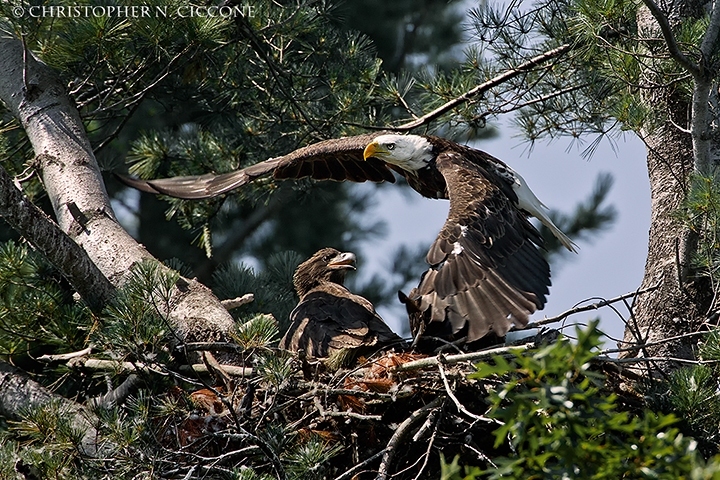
[293,248,356,297]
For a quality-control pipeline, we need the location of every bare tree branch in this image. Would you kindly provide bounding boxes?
[640,0,699,76]
[525,283,661,329]
[396,344,535,372]
[376,397,443,480]
[394,44,571,131]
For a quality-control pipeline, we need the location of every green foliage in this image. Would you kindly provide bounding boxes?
[0,241,93,361]
[678,174,720,286]
[233,313,280,351]
[9,399,86,479]
[639,329,720,455]
[450,321,720,479]
[93,260,177,362]
[284,434,343,480]
[213,251,301,332]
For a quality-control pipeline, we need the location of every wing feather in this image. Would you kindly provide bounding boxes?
[117,132,398,200]
[412,151,551,342]
[279,289,402,359]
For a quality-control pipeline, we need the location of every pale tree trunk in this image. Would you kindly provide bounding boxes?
[622,1,720,364]
[0,34,235,346]
[0,34,240,449]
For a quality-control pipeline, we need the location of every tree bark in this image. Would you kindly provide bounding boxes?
[0,34,236,345]
[0,162,114,310]
[0,360,100,456]
[621,4,714,364]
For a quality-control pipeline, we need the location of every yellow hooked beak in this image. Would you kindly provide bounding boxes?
[363,141,389,160]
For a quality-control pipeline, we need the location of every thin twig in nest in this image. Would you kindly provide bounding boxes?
[437,362,495,424]
[376,397,444,480]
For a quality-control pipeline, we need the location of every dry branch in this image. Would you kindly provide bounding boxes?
[376,397,444,480]
[0,163,114,310]
[394,44,571,131]
[395,343,534,372]
[526,283,660,329]
[67,357,254,377]
[0,360,100,456]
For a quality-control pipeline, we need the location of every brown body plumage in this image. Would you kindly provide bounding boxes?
[120,133,576,345]
[279,248,404,359]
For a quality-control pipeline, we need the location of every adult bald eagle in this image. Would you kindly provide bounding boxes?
[279,248,404,360]
[120,133,577,342]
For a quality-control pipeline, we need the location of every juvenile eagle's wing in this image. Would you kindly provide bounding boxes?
[280,290,403,359]
[412,150,550,342]
[117,133,396,199]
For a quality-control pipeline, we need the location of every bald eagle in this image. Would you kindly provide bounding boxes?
[279,248,404,361]
[120,133,577,343]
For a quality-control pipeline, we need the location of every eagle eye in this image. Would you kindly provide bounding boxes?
[386,142,395,151]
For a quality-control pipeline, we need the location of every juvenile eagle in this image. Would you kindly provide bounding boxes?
[279,248,404,359]
[120,133,577,342]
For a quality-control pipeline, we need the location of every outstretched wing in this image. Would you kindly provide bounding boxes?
[280,290,402,359]
[413,150,550,342]
[117,133,398,199]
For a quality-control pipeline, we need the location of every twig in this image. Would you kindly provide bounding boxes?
[87,374,141,409]
[179,342,245,353]
[526,283,660,329]
[601,330,709,356]
[596,355,718,365]
[334,449,387,480]
[394,44,571,131]
[37,346,92,362]
[437,362,494,424]
[376,397,444,480]
[178,364,253,377]
[68,357,253,377]
[202,351,234,392]
[396,343,534,372]
[221,293,254,310]
[68,358,166,375]
[313,397,382,421]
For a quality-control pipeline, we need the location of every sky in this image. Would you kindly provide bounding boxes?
[355,127,651,347]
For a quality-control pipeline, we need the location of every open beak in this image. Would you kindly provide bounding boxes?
[328,252,357,270]
[363,141,388,161]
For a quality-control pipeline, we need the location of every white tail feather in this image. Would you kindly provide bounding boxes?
[509,168,578,253]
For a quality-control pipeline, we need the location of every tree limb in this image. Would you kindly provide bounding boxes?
[395,344,534,372]
[0,360,100,456]
[640,0,699,76]
[394,44,571,131]
[0,34,236,351]
[0,162,114,311]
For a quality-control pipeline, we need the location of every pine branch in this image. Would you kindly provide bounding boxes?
[0,162,114,311]
[394,44,571,131]
[0,35,237,350]
[640,0,699,77]
[0,360,100,456]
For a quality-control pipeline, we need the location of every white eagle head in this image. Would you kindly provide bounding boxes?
[363,134,434,171]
